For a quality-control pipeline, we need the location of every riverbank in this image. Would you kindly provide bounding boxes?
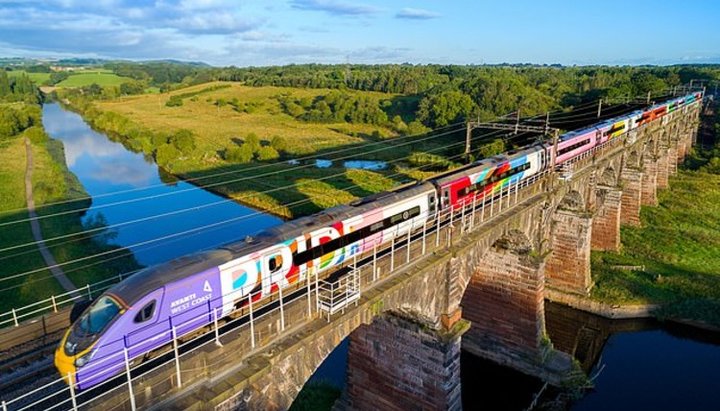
[588,107,720,328]
[55,88,450,219]
[0,102,140,312]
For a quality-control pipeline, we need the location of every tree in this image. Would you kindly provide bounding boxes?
[0,71,12,98]
[170,129,196,154]
[417,90,476,128]
[155,143,180,166]
[48,72,70,85]
[120,81,145,96]
[225,144,254,163]
[244,133,261,153]
[270,135,288,152]
[256,146,279,161]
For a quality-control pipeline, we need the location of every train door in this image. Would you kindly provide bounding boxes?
[428,192,437,217]
[440,187,450,210]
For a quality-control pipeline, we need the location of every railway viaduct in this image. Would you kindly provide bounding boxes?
[87,103,701,411]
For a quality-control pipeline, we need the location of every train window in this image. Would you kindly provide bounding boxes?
[370,221,384,232]
[134,300,156,323]
[558,138,591,156]
[268,255,283,272]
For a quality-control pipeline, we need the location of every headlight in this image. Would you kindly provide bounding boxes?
[75,353,92,368]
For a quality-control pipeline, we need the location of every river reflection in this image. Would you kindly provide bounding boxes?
[42,103,281,266]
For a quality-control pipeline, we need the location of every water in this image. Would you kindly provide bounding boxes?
[573,327,720,411]
[286,158,387,170]
[306,303,720,411]
[41,103,281,266]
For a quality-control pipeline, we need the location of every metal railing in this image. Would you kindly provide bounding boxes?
[317,267,360,321]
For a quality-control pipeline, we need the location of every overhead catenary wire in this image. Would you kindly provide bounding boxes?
[0,122,472,255]
[0,120,470,221]
[0,129,515,292]
[0,88,676,229]
[0,95,662,276]
[0,88,691,286]
[0,126,520,286]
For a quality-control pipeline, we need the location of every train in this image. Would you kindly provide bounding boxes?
[54,91,703,389]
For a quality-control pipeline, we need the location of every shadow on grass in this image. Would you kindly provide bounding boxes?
[0,200,141,313]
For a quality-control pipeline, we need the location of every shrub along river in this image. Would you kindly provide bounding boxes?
[43,103,720,410]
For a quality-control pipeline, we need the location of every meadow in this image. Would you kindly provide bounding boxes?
[97,82,401,156]
[55,69,134,87]
[591,169,720,326]
[7,70,51,84]
[88,82,457,218]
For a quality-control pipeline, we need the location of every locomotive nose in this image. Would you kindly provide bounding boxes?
[54,344,76,384]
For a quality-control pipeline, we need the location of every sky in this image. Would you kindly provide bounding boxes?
[0,0,719,67]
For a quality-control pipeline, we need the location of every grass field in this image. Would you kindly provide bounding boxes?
[7,70,51,84]
[591,169,720,326]
[86,82,460,218]
[97,82,400,156]
[0,129,64,312]
[0,106,140,312]
[56,70,134,87]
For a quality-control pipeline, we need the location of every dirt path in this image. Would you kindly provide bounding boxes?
[24,137,78,293]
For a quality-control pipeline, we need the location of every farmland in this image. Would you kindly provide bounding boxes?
[96,82,404,156]
[7,70,51,84]
[55,69,134,87]
[74,82,455,218]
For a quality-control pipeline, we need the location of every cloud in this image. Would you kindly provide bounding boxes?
[348,46,412,62]
[166,12,262,34]
[395,8,440,20]
[290,0,379,16]
[240,31,291,43]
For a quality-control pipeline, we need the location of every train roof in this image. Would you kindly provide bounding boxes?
[433,158,498,185]
[108,249,234,305]
[560,125,595,141]
[259,181,435,240]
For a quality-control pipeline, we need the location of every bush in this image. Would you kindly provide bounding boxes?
[477,139,506,159]
[256,146,279,161]
[270,135,288,152]
[151,133,169,147]
[23,126,47,144]
[406,120,430,136]
[165,96,183,107]
[225,144,254,163]
[155,143,180,166]
[170,129,196,154]
[408,152,453,171]
[244,133,260,153]
[127,136,152,154]
[701,157,720,174]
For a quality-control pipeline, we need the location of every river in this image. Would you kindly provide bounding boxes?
[309,301,720,410]
[41,103,281,266]
[41,103,720,410]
